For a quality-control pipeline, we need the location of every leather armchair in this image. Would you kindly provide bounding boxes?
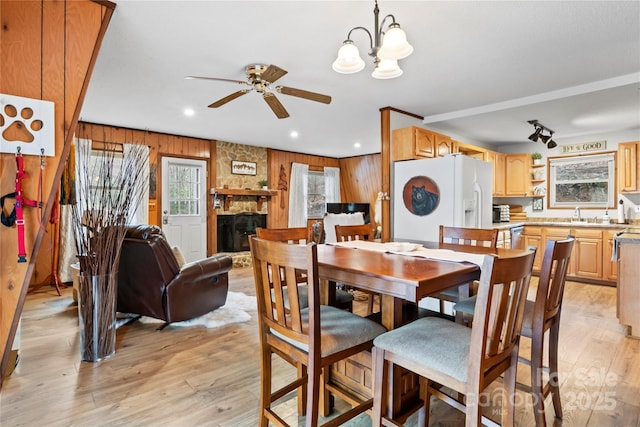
[117,225,233,323]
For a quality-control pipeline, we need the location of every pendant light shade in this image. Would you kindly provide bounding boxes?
[332,40,366,74]
[371,59,403,79]
[377,23,414,60]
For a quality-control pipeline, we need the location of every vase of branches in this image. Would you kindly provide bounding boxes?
[71,142,148,362]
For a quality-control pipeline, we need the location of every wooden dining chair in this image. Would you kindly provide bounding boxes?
[432,225,499,319]
[372,249,535,426]
[255,227,354,312]
[334,223,379,316]
[249,235,387,426]
[454,237,574,426]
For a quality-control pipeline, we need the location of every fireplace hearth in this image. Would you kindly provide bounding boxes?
[217,212,266,252]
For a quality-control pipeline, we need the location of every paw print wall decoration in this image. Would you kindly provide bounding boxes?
[0,94,54,156]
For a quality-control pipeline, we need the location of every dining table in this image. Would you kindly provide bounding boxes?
[315,239,532,421]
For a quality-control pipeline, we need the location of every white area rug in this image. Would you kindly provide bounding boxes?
[137,291,257,329]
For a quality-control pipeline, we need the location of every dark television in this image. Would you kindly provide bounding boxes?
[326,203,370,224]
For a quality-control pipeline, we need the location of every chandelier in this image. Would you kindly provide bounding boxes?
[332,0,413,79]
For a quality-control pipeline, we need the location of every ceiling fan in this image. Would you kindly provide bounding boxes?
[186,64,332,119]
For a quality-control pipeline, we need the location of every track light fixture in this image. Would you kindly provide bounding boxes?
[332,0,413,79]
[527,120,557,149]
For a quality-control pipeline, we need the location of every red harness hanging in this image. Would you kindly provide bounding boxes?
[13,152,42,263]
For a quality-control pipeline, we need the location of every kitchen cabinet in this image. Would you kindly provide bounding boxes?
[521,226,543,270]
[617,141,639,193]
[391,126,451,161]
[603,229,623,281]
[616,232,640,338]
[572,229,603,279]
[505,154,531,196]
[487,151,506,196]
[522,224,619,284]
[453,141,487,160]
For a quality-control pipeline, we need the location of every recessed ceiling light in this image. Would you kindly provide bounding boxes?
[290,130,299,139]
[354,142,361,148]
[184,108,195,117]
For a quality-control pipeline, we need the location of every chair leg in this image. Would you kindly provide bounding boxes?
[465,386,482,427]
[530,331,547,427]
[259,347,273,427]
[548,321,563,420]
[305,358,321,427]
[418,378,431,427]
[366,294,374,316]
[297,363,307,416]
[501,361,517,427]
[371,346,386,426]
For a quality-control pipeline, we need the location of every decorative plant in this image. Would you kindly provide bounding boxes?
[532,152,542,161]
[258,179,268,188]
[71,142,148,362]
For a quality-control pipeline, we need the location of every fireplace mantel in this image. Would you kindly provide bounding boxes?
[214,188,278,211]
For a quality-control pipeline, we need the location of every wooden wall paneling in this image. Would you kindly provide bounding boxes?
[339,154,382,227]
[0,0,115,387]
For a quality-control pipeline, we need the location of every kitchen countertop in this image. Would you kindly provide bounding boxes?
[493,221,635,229]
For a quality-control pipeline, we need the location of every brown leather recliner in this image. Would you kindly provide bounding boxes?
[117,225,233,323]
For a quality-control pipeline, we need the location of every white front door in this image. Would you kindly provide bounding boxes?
[161,156,207,263]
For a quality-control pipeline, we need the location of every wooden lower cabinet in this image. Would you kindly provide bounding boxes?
[522,225,620,284]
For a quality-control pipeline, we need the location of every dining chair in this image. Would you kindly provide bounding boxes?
[255,227,354,312]
[334,223,379,316]
[454,237,574,426]
[431,225,499,320]
[249,235,387,426]
[371,249,536,426]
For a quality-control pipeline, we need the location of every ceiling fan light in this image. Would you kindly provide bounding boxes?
[378,24,413,60]
[372,59,403,79]
[332,40,365,74]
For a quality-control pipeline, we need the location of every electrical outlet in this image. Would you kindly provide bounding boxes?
[635,205,640,213]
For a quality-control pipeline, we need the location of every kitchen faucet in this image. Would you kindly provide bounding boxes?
[573,207,581,222]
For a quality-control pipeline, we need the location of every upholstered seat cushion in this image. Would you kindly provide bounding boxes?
[275,305,386,357]
[373,317,472,384]
[453,295,477,315]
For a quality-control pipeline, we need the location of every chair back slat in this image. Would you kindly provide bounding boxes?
[335,223,375,242]
[439,225,499,248]
[468,250,535,385]
[256,227,308,244]
[537,237,575,327]
[250,236,320,349]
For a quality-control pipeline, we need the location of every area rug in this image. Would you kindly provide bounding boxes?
[137,291,257,329]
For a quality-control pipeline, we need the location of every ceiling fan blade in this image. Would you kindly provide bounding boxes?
[208,90,250,108]
[186,76,249,85]
[263,93,289,119]
[260,65,288,84]
[277,86,332,104]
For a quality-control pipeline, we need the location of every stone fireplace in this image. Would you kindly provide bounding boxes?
[217,212,266,252]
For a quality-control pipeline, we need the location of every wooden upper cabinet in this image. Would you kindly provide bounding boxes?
[618,142,639,193]
[487,150,506,196]
[504,153,531,196]
[453,140,487,160]
[392,126,451,161]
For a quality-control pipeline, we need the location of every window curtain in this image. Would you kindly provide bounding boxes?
[123,143,149,225]
[288,162,308,227]
[324,166,341,203]
[57,137,90,282]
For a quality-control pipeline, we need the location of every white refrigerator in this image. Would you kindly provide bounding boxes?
[393,154,493,242]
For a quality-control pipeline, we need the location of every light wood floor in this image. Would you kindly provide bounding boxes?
[2,267,639,426]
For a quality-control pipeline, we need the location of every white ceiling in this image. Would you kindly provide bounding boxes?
[80,1,640,158]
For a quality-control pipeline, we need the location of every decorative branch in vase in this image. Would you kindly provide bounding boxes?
[71,141,148,362]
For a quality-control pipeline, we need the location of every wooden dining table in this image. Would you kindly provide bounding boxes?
[315,240,531,420]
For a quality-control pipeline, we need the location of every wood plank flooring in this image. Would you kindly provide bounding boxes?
[1,267,639,426]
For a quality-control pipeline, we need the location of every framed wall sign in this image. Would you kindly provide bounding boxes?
[231,160,257,175]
